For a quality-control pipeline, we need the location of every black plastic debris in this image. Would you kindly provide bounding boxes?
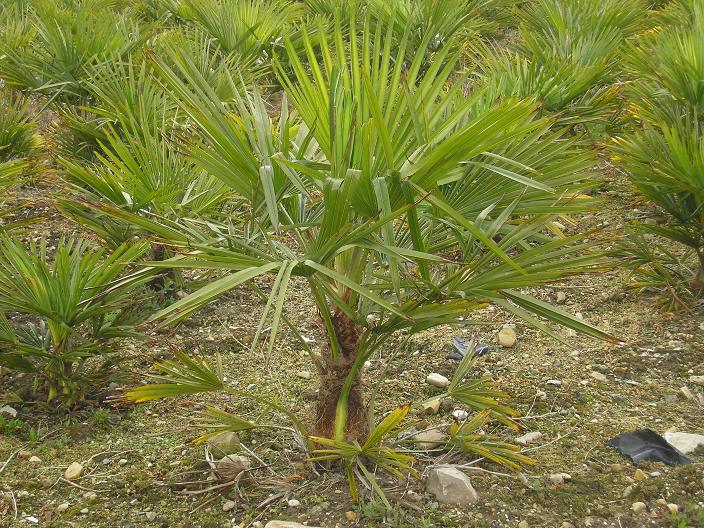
[607,429,692,466]
[447,337,490,361]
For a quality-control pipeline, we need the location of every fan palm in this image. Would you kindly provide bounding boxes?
[0,0,149,100]
[0,237,153,405]
[480,0,647,128]
[122,16,611,448]
[0,89,39,162]
[613,7,704,290]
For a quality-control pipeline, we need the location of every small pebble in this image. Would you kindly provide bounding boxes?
[426,373,449,388]
[28,456,41,464]
[631,502,647,514]
[345,511,358,521]
[296,371,311,380]
[633,469,648,481]
[288,499,300,507]
[222,500,236,512]
[452,409,468,421]
[590,371,607,382]
[497,327,517,347]
[145,512,157,521]
[56,503,70,513]
[515,431,542,445]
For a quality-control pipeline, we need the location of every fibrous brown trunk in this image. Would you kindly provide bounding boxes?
[314,309,369,442]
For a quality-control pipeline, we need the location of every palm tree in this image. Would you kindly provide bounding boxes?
[613,2,704,293]
[123,16,612,444]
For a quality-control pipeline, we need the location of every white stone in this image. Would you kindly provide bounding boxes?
[64,462,83,480]
[287,499,300,507]
[426,466,479,505]
[515,431,542,445]
[547,379,562,386]
[590,371,607,382]
[0,405,17,418]
[452,409,468,421]
[548,473,572,485]
[556,292,567,304]
[296,371,311,380]
[631,502,647,514]
[56,503,70,513]
[222,500,236,512]
[663,432,704,454]
[426,373,449,388]
[689,375,704,386]
[28,456,41,464]
[497,327,517,347]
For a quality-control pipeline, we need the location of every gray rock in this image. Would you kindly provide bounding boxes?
[452,409,468,421]
[515,431,542,445]
[426,466,479,505]
[426,373,449,388]
[690,375,704,386]
[663,432,704,454]
[208,432,241,456]
[413,430,447,450]
[556,292,567,304]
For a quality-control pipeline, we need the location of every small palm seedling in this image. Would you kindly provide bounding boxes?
[0,237,154,405]
[613,7,704,299]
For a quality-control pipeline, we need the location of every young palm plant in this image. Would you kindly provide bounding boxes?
[125,15,611,499]
[0,237,154,405]
[613,8,704,295]
[480,0,647,129]
[0,0,149,101]
[0,89,40,162]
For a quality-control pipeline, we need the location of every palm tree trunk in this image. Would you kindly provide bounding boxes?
[314,309,369,442]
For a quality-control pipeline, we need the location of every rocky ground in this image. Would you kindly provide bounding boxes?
[1,170,703,528]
